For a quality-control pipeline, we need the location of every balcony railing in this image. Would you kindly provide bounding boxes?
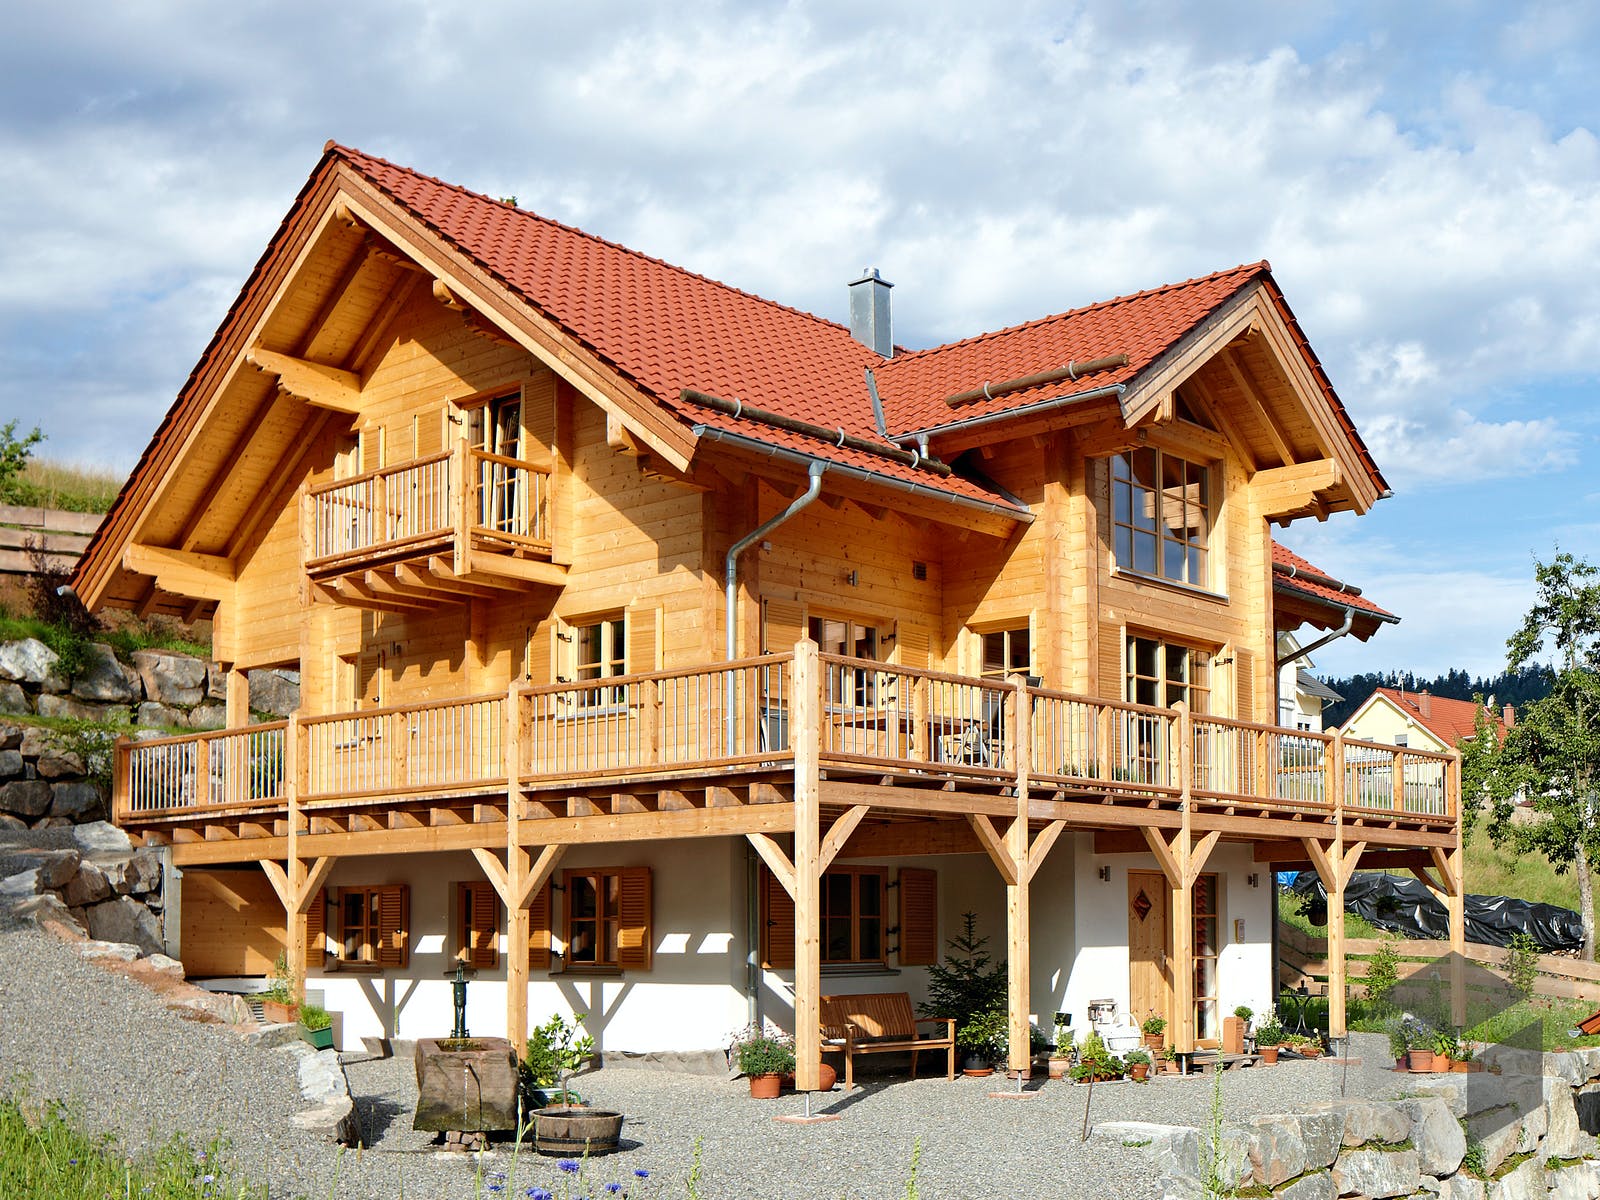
[113,651,1458,827]
[306,443,551,571]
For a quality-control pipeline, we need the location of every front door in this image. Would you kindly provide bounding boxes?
[1128,870,1171,1029]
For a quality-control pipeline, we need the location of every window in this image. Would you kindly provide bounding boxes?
[560,867,652,970]
[457,881,500,968]
[1125,635,1210,713]
[980,627,1031,681]
[335,884,409,968]
[563,615,627,707]
[821,867,886,964]
[809,615,883,706]
[1111,448,1210,587]
[1193,874,1221,1044]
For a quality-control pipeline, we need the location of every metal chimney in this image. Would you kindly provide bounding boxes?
[848,267,894,358]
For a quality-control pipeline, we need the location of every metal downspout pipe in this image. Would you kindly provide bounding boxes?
[726,459,826,1026]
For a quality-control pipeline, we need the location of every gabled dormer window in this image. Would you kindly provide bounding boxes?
[1111,448,1210,588]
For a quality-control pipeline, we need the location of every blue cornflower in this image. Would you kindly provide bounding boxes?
[487,1185,503,1194]
[525,1190,552,1200]
[68,1159,78,1165]
[605,1185,622,1195]
[633,1169,649,1179]
[558,1159,581,1174]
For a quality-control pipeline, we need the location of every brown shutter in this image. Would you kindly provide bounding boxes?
[1100,622,1124,701]
[616,867,653,970]
[627,605,660,674]
[304,888,326,974]
[523,375,557,470]
[895,621,931,670]
[361,427,383,472]
[897,867,938,966]
[415,408,444,458]
[460,882,499,968]
[1233,647,1255,723]
[762,598,805,654]
[527,883,553,969]
[760,867,795,970]
[525,621,553,684]
[376,884,410,967]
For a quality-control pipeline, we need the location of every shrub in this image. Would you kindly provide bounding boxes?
[1507,932,1540,1002]
[1363,935,1401,1009]
[730,1026,795,1077]
[1254,1009,1284,1047]
[1070,1030,1124,1081]
[919,911,1006,1040]
[298,1003,332,1031]
[958,1008,1010,1058]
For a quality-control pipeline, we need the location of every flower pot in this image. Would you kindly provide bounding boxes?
[532,1106,623,1156]
[300,1024,334,1051]
[1129,1063,1150,1082]
[1258,1046,1280,1065]
[962,1067,994,1077]
[961,1051,990,1072]
[1301,1046,1321,1059]
[748,1073,782,1099]
[1434,1055,1452,1073]
[262,999,298,1024]
[1160,1059,1179,1074]
[1452,1060,1470,1073]
[1407,1049,1435,1073]
[1048,1055,1072,1080]
[1143,1033,1164,1050]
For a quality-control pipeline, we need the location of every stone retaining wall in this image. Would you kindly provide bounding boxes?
[0,636,298,730]
[1110,1046,1600,1199]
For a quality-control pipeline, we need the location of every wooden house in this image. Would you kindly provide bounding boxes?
[75,143,1464,1076]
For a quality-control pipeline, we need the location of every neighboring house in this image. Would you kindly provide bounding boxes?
[1275,634,1343,733]
[74,144,1464,1074]
[1341,687,1514,754]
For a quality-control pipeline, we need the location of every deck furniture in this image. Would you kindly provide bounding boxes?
[819,991,956,1089]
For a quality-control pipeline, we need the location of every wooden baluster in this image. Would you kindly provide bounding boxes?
[911,674,929,762]
[193,737,210,809]
[1391,749,1405,813]
[642,677,660,766]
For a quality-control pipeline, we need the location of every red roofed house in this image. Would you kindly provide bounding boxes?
[1341,687,1513,755]
[75,145,1464,1077]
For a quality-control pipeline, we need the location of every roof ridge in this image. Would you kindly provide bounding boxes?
[326,142,867,346]
[886,261,1269,365]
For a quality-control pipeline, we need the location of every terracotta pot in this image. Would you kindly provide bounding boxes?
[1129,1063,1150,1082]
[1452,1059,1469,1074]
[262,999,298,1024]
[962,1067,994,1078]
[1160,1059,1179,1074]
[748,1073,782,1099]
[1048,1056,1072,1080]
[1301,1046,1321,1059]
[1434,1055,1453,1073]
[1258,1046,1280,1065]
[1407,1049,1435,1073]
[1143,1033,1164,1050]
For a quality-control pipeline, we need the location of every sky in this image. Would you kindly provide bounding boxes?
[2,1,1597,680]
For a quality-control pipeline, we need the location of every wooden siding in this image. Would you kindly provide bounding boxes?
[179,867,285,976]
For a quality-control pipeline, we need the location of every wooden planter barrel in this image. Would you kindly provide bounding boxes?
[532,1107,624,1156]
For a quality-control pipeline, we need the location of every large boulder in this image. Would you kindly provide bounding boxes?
[131,650,206,707]
[248,669,300,717]
[63,860,115,907]
[186,703,225,731]
[1401,1096,1467,1176]
[136,701,188,730]
[51,781,104,821]
[1248,1115,1308,1187]
[37,694,128,724]
[71,643,135,703]
[0,779,52,818]
[0,748,23,778]
[1465,1106,1524,1177]
[1278,1171,1334,1200]
[1545,1077,1587,1159]
[72,821,133,862]
[1486,1154,1542,1200]
[205,662,228,702]
[115,850,162,896]
[85,896,164,956]
[0,681,29,714]
[0,639,67,692]
[1331,1148,1420,1198]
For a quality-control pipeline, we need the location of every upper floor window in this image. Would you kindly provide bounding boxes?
[1111,448,1210,588]
[810,615,883,707]
[567,614,626,707]
[980,627,1031,681]
[1126,634,1211,714]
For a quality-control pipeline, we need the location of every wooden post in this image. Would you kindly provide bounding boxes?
[1006,676,1032,1074]
[1172,702,1195,1054]
[505,684,530,1051]
[911,675,929,762]
[792,638,822,1092]
[225,666,249,728]
[284,713,306,1001]
[1329,731,1348,1041]
[452,436,472,575]
[112,735,130,824]
[1448,750,1466,1028]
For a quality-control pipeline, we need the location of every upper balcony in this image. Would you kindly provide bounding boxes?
[113,651,1459,860]
[304,441,565,609]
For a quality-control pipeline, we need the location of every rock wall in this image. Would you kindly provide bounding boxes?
[1117,1047,1600,1199]
[0,820,168,956]
[0,637,299,730]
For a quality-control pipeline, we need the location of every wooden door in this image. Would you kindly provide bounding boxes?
[1127,870,1171,1027]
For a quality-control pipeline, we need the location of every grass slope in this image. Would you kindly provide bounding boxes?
[6,459,121,514]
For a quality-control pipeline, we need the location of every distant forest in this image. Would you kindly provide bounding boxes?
[1316,665,1553,729]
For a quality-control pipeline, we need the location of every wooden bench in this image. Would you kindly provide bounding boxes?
[819,992,956,1089]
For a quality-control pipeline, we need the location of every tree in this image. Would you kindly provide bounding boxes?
[0,420,43,502]
[1462,551,1600,960]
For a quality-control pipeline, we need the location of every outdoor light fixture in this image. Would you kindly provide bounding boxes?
[1098,865,1111,882]
[1247,873,1260,888]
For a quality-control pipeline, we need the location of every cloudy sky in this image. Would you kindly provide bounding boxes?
[3,1,1597,679]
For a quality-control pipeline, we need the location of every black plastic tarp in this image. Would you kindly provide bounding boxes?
[1289,872,1585,953]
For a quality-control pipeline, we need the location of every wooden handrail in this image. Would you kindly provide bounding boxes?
[307,449,453,496]
[469,448,551,474]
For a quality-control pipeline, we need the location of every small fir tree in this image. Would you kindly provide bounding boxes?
[918,910,1006,1045]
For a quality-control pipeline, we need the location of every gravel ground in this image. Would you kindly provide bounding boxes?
[2,906,1420,1199]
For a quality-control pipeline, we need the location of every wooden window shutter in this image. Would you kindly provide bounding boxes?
[360,427,384,472]
[523,375,557,470]
[1233,647,1255,723]
[894,621,931,670]
[760,867,795,970]
[616,866,653,970]
[414,408,444,458]
[376,884,410,967]
[527,883,553,970]
[460,882,499,969]
[897,868,938,966]
[627,605,660,674]
[1099,621,1124,701]
[525,621,553,685]
[304,888,326,974]
[762,598,805,654]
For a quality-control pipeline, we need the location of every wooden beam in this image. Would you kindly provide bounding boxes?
[1141,827,1182,888]
[471,847,512,904]
[458,554,569,589]
[515,844,566,911]
[1025,820,1066,882]
[1254,458,1340,517]
[746,832,796,900]
[965,813,1018,885]
[792,638,822,1092]
[244,347,363,414]
[818,805,869,874]
[1185,830,1220,887]
[1220,346,1297,466]
[1429,845,1460,897]
[123,543,235,601]
[399,560,507,599]
[259,859,290,908]
[298,856,336,911]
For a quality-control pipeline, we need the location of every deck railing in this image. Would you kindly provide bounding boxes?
[112,653,1457,826]
[305,444,552,570]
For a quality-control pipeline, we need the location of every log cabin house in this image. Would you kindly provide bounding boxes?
[74,143,1464,1079]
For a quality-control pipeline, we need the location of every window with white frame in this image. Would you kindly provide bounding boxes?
[1110,448,1211,587]
[562,614,627,707]
[980,626,1031,681]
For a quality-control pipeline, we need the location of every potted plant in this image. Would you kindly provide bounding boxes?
[260,953,298,1024]
[1233,1004,1254,1031]
[1159,1044,1180,1074]
[1048,1024,1074,1079]
[1254,1011,1284,1064]
[1124,1047,1152,1082]
[958,1008,1009,1075]
[298,1002,334,1050]
[1141,1015,1167,1050]
[920,912,1006,1066]
[1431,1028,1459,1072]
[520,1011,596,1113]
[1069,1030,1124,1083]
[1386,1020,1410,1070]
[731,1025,795,1098]
[523,1013,622,1156]
[1402,1017,1436,1072]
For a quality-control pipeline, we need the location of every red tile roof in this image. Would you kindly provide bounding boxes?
[1271,542,1395,621]
[1369,687,1508,746]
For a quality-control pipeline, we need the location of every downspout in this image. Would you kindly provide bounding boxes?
[1276,606,1355,669]
[727,458,825,1026]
